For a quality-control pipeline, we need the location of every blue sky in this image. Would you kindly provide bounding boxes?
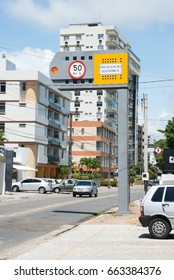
[0,0,174,140]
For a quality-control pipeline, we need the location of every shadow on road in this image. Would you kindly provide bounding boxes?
[139,233,174,239]
[52,210,98,216]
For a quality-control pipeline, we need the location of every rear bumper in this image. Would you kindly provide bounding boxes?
[73,191,91,195]
[139,215,151,227]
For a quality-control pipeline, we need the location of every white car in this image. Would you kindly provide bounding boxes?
[139,184,174,239]
[12,178,53,194]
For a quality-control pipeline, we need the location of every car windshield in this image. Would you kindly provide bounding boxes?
[76,181,91,186]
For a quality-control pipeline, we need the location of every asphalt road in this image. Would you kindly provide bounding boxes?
[0,186,144,258]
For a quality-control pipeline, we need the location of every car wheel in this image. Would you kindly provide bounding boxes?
[54,187,60,193]
[12,185,19,192]
[73,193,76,197]
[39,187,46,194]
[95,191,98,197]
[89,192,92,197]
[149,218,170,239]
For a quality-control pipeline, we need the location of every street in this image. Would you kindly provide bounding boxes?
[0,186,144,258]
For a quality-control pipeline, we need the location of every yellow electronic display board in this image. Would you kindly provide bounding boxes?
[93,53,128,85]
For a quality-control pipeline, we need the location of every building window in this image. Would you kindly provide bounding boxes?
[81,143,84,149]
[76,46,81,51]
[81,128,84,135]
[89,56,93,60]
[75,102,80,107]
[64,36,69,41]
[0,83,6,94]
[0,103,5,115]
[0,123,5,132]
[75,91,80,96]
[19,123,26,127]
[65,57,69,61]
[64,47,69,51]
[22,82,26,91]
[73,56,77,60]
[81,56,85,60]
[98,34,104,39]
[76,35,81,40]
[97,90,103,95]
[97,101,103,107]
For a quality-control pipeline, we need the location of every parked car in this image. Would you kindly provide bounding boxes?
[72,180,98,197]
[139,184,174,239]
[53,179,78,193]
[148,179,159,187]
[12,178,53,194]
[42,178,62,188]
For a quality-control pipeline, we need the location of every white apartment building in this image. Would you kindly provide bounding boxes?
[0,55,70,179]
[59,23,140,167]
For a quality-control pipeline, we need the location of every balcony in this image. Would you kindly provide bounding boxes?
[106,37,120,49]
[48,136,61,146]
[47,155,59,164]
[49,100,62,111]
[48,118,62,130]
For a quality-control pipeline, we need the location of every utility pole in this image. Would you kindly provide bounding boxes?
[143,93,148,173]
[108,139,112,188]
[68,113,73,179]
[143,94,149,194]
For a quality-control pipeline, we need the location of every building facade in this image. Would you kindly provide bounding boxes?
[58,22,140,167]
[70,120,117,176]
[0,55,70,179]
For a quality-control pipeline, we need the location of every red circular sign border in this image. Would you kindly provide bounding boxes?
[68,60,86,79]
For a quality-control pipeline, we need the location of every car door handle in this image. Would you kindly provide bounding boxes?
[162,203,169,207]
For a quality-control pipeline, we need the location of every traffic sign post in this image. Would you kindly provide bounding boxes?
[49,50,140,214]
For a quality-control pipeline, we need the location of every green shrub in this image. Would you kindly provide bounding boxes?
[100,179,117,187]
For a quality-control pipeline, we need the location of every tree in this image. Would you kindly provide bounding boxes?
[159,117,174,148]
[0,129,7,144]
[79,157,101,173]
[154,116,174,172]
[154,139,167,171]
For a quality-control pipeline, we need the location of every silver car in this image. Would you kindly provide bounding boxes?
[72,180,98,197]
[53,179,78,193]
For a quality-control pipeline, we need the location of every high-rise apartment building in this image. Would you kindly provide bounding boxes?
[58,22,140,168]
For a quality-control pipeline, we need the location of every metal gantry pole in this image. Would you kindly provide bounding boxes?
[68,113,73,179]
[118,88,129,214]
[108,138,112,188]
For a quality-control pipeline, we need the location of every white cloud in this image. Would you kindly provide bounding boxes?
[2,0,174,31]
[2,47,55,77]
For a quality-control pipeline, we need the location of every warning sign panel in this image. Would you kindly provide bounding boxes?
[93,53,128,85]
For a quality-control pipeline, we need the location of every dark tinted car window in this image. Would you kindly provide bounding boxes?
[22,179,32,183]
[164,187,174,202]
[151,187,164,202]
[32,179,41,183]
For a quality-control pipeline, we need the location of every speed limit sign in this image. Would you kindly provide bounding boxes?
[68,60,86,79]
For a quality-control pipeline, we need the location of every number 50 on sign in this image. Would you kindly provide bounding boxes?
[68,61,86,79]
